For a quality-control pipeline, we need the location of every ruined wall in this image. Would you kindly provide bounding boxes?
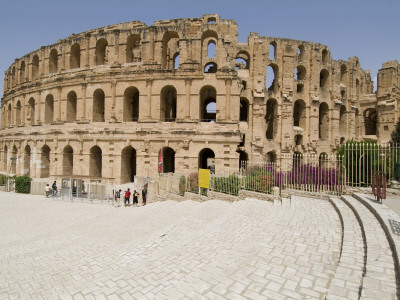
[0,14,390,183]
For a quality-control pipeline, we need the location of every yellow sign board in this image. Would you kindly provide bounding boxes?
[198,168,210,189]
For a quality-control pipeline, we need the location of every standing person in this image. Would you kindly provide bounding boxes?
[124,188,131,207]
[45,184,52,198]
[133,190,139,207]
[82,180,85,193]
[51,181,57,197]
[114,189,121,207]
[142,189,147,206]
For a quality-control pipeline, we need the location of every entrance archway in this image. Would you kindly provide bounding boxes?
[89,146,102,178]
[199,148,215,173]
[121,146,136,183]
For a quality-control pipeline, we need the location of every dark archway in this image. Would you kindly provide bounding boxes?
[160,86,177,122]
[123,87,139,122]
[162,147,175,173]
[41,145,50,178]
[199,148,215,173]
[319,102,329,139]
[66,91,77,123]
[200,86,216,122]
[89,146,102,178]
[44,94,54,124]
[266,99,278,140]
[63,145,73,176]
[121,146,136,183]
[93,89,105,122]
[24,145,31,176]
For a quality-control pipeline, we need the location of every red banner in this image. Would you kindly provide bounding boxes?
[158,149,163,173]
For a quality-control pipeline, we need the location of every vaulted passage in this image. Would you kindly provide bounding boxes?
[266,99,278,140]
[96,39,108,65]
[293,99,306,129]
[364,108,377,135]
[319,102,329,139]
[66,91,77,123]
[44,94,54,124]
[70,43,80,69]
[24,145,31,176]
[93,89,105,122]
[40,145,50,178]
[162,147,175,173]
[63,145,73,176]
[89,146,102,178]
[200,86,216,122]
[160,86,176,122]
[121,146,136,183]
[123,87,139,122]
[199,148,215,173]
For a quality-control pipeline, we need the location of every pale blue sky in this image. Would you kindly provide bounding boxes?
[1,0,399,97]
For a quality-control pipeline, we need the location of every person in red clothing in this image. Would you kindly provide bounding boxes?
[124,188,131,207]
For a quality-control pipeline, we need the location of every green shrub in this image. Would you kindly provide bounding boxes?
[179,175,186,196]
[15,176,31,194]
[0,174,9,185]
[212,174,241,196]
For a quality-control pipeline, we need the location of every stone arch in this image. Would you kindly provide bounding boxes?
[295,65,306,80]
[89,146,102,178]
[319,152,328,168]
[28,97,35,125]
[126,34,141,63]
[320,69,329,88]
[66,91,77,123]
[339,105,346,136]
[160,85,177,122]
[266,64,278,91]
[19,61,26,83]
[199,148,215,173]
[340,64,348,85]
[96,38,108,65]
[297,45,305,60]
[44,94,54,124]
[173,52,180,70]
[266,98,278,140]
[293,99,306,129]
[162,31,179,70]
[162,147,175,173]
[235,51,250,70]
[237,150,248,168]
[364,108,377,135]
[200,85,216,122]
[32,54,39,80]
[201,30,218,59]
[11,145,17,174]
[240,98,249,122]
[204,62,217,73]
[49,49,58,73]
[16,100,21,126]
[63,145,73,176]
[121,146,136,184]
[93,89,105,122]
[24,145,31,176]
[319,102,329,139]
[123,87,139,122]
[266,151,277,163]
[269,42,277,60]
[40,145,50,178]
[70,43,80,69]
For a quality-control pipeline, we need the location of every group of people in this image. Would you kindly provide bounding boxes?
[114,188,147,208]
[45,181,58,198]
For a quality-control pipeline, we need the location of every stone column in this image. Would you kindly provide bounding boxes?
[61,44,66,71]
[113,30,120,65]
[85,34,91,67]
[146,79,152,119]
[81,83,87,120]
[41,47,46,76]
[36,92,41,125]
[185,78,191,120]
[111,81,116,120]
[57,86,62,121]
[225,79,232,121]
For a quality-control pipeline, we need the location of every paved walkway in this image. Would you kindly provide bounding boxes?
[0,192,342,299]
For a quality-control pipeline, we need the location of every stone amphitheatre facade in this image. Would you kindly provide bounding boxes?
[1,14,399,184]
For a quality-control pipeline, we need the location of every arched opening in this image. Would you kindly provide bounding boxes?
[11,146,17,174]
[320,69,329,88]
[207,41,216,58]
[70,43,80,69]
[322,49,328,63]
[160,86,177,122]
[201,30,218,59]
[3,146,8,172]
[121,146,136,183]
[19,61,26,83]
[297,45,304,60]
[162,147,175,173]
[40,145,50,178]
[28,97,35,125]
[269,42,276,60]
[266,98,278,140]
[96,38,108,65]
[199,148,215,173]
[235,51,250,69]
[266,151,277,163]
[11,67,15,87]
[319,102,329,139]
[7,103,12,126]
[16,101,21,126]
[93,89,105,122]
[364,108,377,135]
[162,32,179,70]
[66,91,77,123]
[49,49,58,73]
[295,65,306,80]
[23,145,31,176]
[89,146,102,178]
[44,94,54,124]
[266,64,278,91]
[173,53,180,70]
[126,34,141,63]
[293,99,306,129]
[200,86,216,122]
[32,55,39,80]
[237,150,248,168]
[123,87,139,122]
[204,62,217,73]
[240,98,249,122]
[63,145,73,176]
[319,152,328,168]
[339,105,346,136]
[340,64,348,86]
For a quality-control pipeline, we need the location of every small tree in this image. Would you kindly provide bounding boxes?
[391,117,400,144]
[15,176,31,194]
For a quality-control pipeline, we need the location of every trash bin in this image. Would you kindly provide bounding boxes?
[395,162,400,181]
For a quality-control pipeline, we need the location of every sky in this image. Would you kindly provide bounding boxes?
[0,0,399,97]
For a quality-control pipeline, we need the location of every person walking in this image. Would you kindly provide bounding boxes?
[45,184,52,198]
[51,181,57,197]
[133,190,139,207]
[142,189,147,206]
[124,188,131,207]
[114,189,121,207]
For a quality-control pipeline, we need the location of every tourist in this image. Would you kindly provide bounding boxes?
[124,188,131,206]
[45,184,52,198]
[51,181,57,197]
[142,189,147,206]
[114,189,121,207]
[133,190,139,207]
[82,180,85,193]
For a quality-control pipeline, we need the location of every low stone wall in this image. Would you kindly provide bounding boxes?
[238,190,274,201]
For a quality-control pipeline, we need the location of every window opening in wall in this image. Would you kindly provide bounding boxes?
[200,86,217,122]
[235,58,247,70]
[93,89,105,122]
[63,146,73,176]
[32,55,39,80]
[340,64,347,85]
[199,148,215,174]
[126,34,141,63]
[266,65,277,91]
[297,45,304,59]
[162,147,175,173]
[239,134,245,147]
[66,91,77,123]
[266,151,276,163]
[173,53,180,70]
[295,66,306,80]
[44,94,54,124]
[240,98,249,122]
[24,145,31,176]
[237,150,248,168]
[320,69,329,88]
[121,146,136,183]
[20,61,26,83]
[96,39,108,65]
[49,49,58,73]
[266,99,278,139]
[162,32,179,70]
[293,99,306,129]
[11,67,15,87]
[294,134,303,146]
[70,43,80,69]
[204,62,217,73]
[207,41,216,58]
[7,104,11,126]
[269,42,276,60]
[29,98,35,125]
[319,102,329,139]
[89,146,102,178]
[242,80,247,90]
[123,87,139,122]
[40,145,50,178]
[364,108,377,135]
[207,17,216,23]
[322,49,328,63]
[16,101,21,126]
[297,84,304,93]
[339,105,346,136]
[160,86,177,122]
[356,79,360,98]
[340,90,346,99]
[340,137,345,144]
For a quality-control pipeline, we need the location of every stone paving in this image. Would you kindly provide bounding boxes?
[0,192,343,299]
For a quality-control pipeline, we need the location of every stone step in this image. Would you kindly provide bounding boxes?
[340,195,398,299]
[326,197,365,300]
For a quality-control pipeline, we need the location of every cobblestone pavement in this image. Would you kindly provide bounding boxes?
[0,192,342,299]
